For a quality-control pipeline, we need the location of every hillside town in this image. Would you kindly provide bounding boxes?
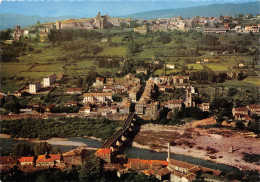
[10,12,260,42]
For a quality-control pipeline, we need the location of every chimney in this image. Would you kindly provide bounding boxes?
[44,152,48,160]
[167,142,171,162]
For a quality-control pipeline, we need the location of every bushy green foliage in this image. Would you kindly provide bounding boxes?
[1,117,120,140]
[226,170,260,182]
[95,57,120,69]
[243,153,260,165]
[13,143,32,157]
[174,107,209,120]
[0,29,12,40]
[128,41,142,54]
[1,42,26,62]
[34,142,53,156]
[48,29,102,42]
[3,99,21,113]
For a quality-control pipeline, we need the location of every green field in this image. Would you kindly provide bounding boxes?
[243,76,260,86]
[97,46,127,57]
[17,72,60,80]
[0,64,31,77]
[218,76,260,87]
[187,63,204,70]
[30,65,63,72]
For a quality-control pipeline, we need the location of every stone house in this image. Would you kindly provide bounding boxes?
[106,78,115,85]
[95,149,111,163]
[128,85,142,103]
[93,77,104,87]
[172,76,189,84]
[136,69,148,75]
[247,105,260,116]
[197,103,210,112]
[36,154,62,167]
[18,157,34,166]
[0,156,18,169]
[83,93,113,104]
[66,88,82,95]
[162,99,182,111]
[232,107,249,116]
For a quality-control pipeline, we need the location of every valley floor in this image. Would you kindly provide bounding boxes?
[132,123,260,172]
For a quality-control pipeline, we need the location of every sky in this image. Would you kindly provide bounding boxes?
[0,0,257,17]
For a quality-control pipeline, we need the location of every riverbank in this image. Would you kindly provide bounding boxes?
[132,123,260,172]
[0,134,101,150]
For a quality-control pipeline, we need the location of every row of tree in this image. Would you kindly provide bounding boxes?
[1,117,120,140]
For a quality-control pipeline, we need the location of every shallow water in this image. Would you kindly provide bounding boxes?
[0,136,239,173]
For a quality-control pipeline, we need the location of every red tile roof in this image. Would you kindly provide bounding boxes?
[96,149,112,156]
[19,157,34,163]
[169,159,196,169]
[247,105,260,109]
[66,88,82,92]
[36,154,61,163]
[234,107,248,111]
[127,158,168,166]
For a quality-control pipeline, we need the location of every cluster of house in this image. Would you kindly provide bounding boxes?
[29,73,56,94]
[234,24,260,34]
[231,104,260,123]
[203,24,260,34]
[0,148,89,173]
[11,13,259,41]
[96,144,222,182]
[134,16,223,34]
[56,12,132,30]
[75,73,210,120]
[76,74,140,117]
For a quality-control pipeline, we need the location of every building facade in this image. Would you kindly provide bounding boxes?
[29,81,41,94]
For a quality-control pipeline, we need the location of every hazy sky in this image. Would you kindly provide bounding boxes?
[0,0,257,17]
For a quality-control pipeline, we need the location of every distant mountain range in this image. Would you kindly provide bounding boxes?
[0,2,258,30]
[0,14,79,30]
[124,2,259,19]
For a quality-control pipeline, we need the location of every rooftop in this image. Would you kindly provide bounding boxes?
[36,154,61,163]
[18,157,34,163]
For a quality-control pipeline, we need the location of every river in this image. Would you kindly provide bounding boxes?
[0,136,239,173]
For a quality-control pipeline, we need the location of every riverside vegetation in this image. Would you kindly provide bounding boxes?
[1,117,121,140]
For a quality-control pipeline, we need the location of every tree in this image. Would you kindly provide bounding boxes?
[235,121,245,129]
[3,99,21,113]
[228,88,238,97]
[210,98,233,122]
[237,71,245,80]
[13,143,32,157]
[128,41,142,54]
[219,14,224,20]
[157,34,172,44]
[77,77,83,87]
[217,72,227,83]
[0,28,12,40]
[249,31,254,36]
[51,147,61,154]
[65,166,79,181]
[85,69,99,87]
[79,157,102,182]
[34,142,52,156]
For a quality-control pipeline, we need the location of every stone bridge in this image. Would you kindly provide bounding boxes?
[101,112,135,151]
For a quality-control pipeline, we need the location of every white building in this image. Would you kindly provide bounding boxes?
[83,93,113,104]
[166,64,175,69]
[29,81,41,93]
[43,74,56,87]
